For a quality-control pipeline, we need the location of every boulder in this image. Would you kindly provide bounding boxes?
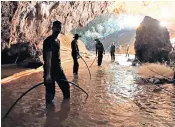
[134,16,172,63]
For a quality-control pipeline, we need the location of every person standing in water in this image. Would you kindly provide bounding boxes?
[126,44,130,57]
[71,34,81,76]
[110,42,115,62]
[95,39,105,66]
[43,20,70,104]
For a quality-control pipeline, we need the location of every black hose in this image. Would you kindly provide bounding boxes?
[2,82,44,120]
[89,56,97,68]
[79,56,91,80]
[2,80,88,120]
[60,79,88,97]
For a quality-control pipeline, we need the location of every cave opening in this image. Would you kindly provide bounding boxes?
[71,12,174,57]
[71,13,143,52]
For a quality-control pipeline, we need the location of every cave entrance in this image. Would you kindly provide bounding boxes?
[71,13,144,54]
[71,12,175,56]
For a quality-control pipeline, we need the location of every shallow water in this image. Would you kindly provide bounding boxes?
[1,56,175,127]
[1,65,29,79]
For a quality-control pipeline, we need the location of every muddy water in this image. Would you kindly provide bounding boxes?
[1,56,175,127]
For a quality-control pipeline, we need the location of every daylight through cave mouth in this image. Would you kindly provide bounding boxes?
[71,12,174,52]
[71,13,143,51]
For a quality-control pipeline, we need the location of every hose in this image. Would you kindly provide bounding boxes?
[2,80,88,120]
[2,82,44,120]
[79,56,91,79]
[89,56,97,68]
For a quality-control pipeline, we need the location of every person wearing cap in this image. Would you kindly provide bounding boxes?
[95,39,105,66]
[43,20,70,104]
[71,34,81,76]
[110,42,115,62]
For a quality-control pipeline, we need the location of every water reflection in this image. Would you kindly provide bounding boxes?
[107,63,139,103]
[44,99,70,127]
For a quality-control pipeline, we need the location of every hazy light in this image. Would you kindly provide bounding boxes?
[160,7,172,19]
[160,21,168,27]
[118,14,143,29]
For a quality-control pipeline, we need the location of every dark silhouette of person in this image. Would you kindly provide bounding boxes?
[43,20,70,104]
[71,34,81,76]
[110,42,115,62]
[44,99,70,127]
[126,44,130,57]
[95,39,105,66]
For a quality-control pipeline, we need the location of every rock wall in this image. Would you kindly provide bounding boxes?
[135,16,172,63]
[9,1,114,46]
[1,1,18,50]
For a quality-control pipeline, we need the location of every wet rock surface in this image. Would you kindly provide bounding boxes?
[2,56,175,127]
[135,16,172,63]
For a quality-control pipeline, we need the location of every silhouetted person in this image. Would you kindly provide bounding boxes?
[71,34,81,76]
[126,44,130,57]
[110,42,115,61]
[43,20,70,104]
[95,39,105,66]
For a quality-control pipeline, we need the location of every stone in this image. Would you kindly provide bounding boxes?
[134,16,172,63]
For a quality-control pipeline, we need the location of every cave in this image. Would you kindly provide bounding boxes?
[1,1,175,65]
[2,2,175,127]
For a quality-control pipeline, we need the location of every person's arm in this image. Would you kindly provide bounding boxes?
[76,42,80,56]
[96,44,98,56]
[43,40,52,81]
[55,39,61,64]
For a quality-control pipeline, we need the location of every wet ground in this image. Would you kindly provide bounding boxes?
[1,64,30,79]
[1,54,175,127]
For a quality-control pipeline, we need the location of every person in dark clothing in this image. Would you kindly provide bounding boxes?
[43,20,70,104]
[95,39,105,66]
[71,34,81,76]
[126,44,130,57]
[110,42,115,62]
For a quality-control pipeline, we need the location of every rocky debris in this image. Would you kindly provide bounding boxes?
[137,77,175,85]
[134,16,172,63]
